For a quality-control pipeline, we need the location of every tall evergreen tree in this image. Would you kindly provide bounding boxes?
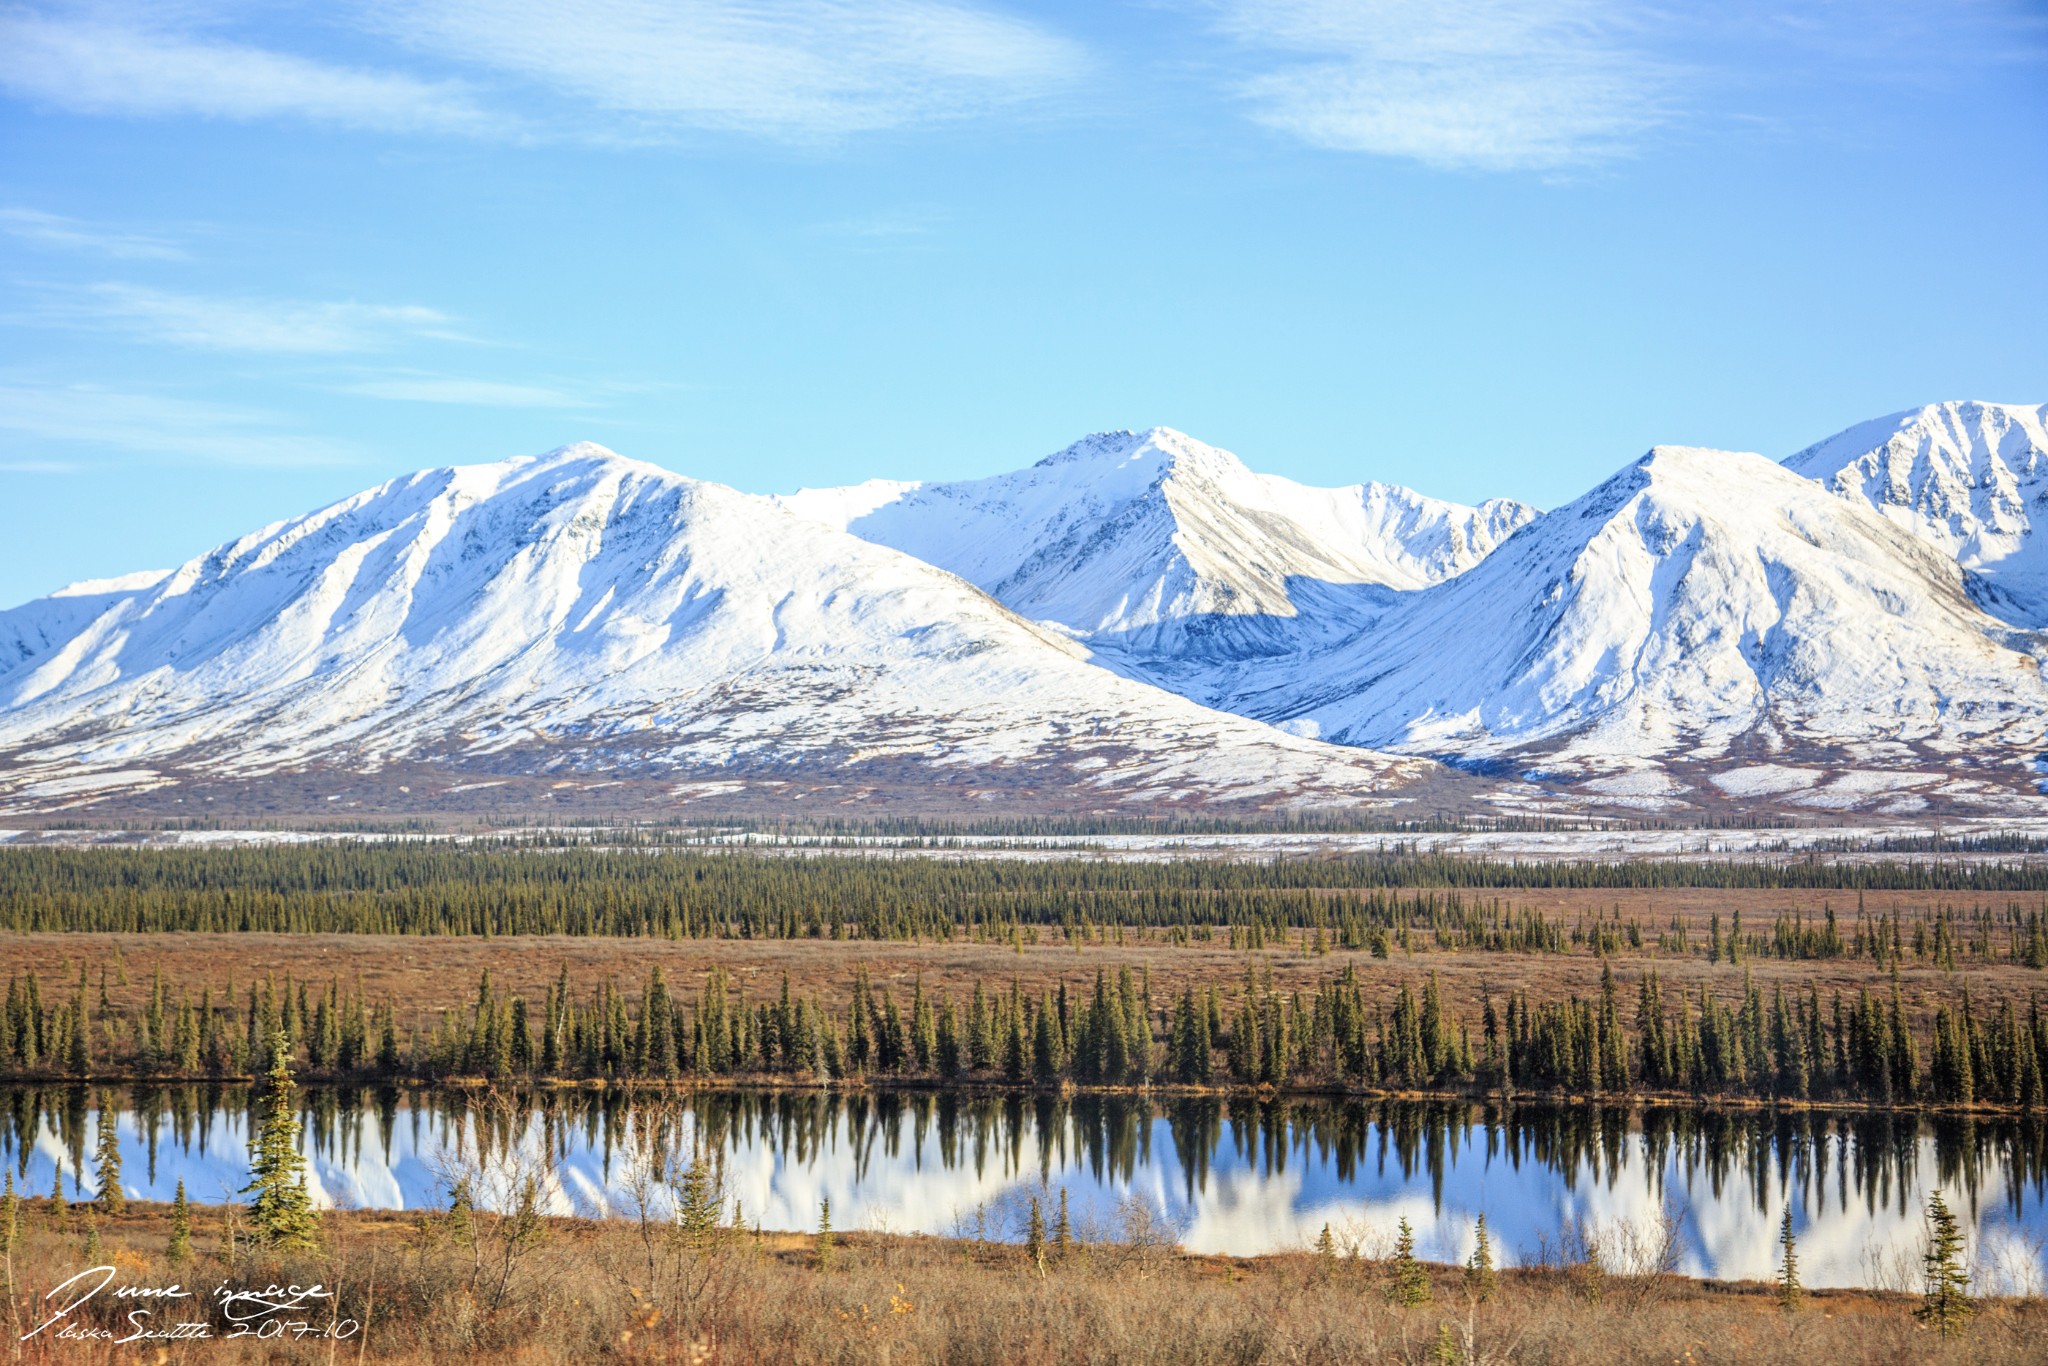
[243,1031,319,1248]
[92,1094,122,1214]
[1388,1217,1431,1306]
[1776,1205,1801,1312]
[1465,1214,1496,1301]
[1916,1192,1972,1338]
[814,1196,835,1272]
[166,1180,192,1264]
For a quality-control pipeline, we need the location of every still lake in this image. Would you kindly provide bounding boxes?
[8,1086,2048,1292]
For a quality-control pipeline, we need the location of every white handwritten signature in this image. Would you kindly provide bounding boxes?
[22,1266,358,1344]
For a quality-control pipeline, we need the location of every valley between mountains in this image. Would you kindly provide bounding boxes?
[4,400,2046,824]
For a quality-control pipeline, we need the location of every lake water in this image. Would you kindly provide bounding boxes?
[9,1086,2048,1293]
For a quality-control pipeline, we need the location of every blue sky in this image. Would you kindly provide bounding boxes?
[2,0,2044,607]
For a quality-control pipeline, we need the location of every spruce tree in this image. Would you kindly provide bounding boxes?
[1388,1217,1431,1306]
[0,1171,16,1260]
[243,1031,318,1248]
[911,977,938,1073]
[92,1094,122,1215]
[814,1196,835,1271]
[1776,1205,1801,1311]
[1916,1192,1972,1338]
[166,1180,192,1264]
[1465,1214,1496,1301]
[1054,1188,1074,1260]
[66,993,89,1076]
[1004,1002,1028,1084]
[447,1177,476,1248]
[1032,1001,1063,1085]
[937,994,962,1078]
[676,1144,722,1246]
[380,1008,403,1074]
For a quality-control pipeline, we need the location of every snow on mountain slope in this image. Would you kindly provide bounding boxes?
[1784,401,2048,626]
[0,443,1435,810]
[1,570,171,674]
[778,428,1535,662]
[1228,445,2048,766]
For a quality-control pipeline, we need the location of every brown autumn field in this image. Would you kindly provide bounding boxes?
[3,1197,2036,1365]
[1,877,2039,1034]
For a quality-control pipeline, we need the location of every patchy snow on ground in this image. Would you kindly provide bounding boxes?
[1710,766,1823,797]
[11,816,2048,861]
[1582,770,1688,797]
[669,780,747,801]
[1790,770,1943,809]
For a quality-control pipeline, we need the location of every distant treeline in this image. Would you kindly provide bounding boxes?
[10,844,2048,941]
[6,953,2046,1110]
[19,808,1812,837]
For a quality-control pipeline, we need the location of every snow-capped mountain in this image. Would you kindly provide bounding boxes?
[0,444,1436,814]
[0,569,171,675]
[1223,445,2048,775]
[778,428,1534,668]
[6,407,2048,821]
[1784,401,2048,626]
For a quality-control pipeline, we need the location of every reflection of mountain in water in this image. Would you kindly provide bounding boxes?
[8,1086,2048,1292]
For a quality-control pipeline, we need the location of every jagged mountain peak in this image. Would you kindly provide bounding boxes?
[0,440,1438,814]
[10,405,2048,822]
[1032,426,1244,474]
[778,426,1536,666]
[48,569,172,600]
[1227,443,2048,767]
[1784,401,2048,625]
[1787,400,2048,478]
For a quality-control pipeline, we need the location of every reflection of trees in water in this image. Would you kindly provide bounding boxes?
[5,1085,2048,1227]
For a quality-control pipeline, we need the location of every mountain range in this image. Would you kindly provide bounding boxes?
[3,399,2044,822]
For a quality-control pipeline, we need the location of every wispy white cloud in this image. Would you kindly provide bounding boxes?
[0,382,357,466]
[26,283,464,354]
[0,6,498,134]
[0,207,187,260]
[375,0,1088,141]
[806,206,950,240]
[0,458,79,474]
[1215,0,1670,171]
[334,374,596,407]
[0,1,1085,143]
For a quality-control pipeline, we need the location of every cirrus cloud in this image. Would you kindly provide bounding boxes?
[0,6,499,134]
[1216,0,1670,171]
[0,381,358,466]
[375,0,1089,141]
[334,374,597,407]
[0,0,1085,144]
[25,283,466,354]
[0,207,188,261]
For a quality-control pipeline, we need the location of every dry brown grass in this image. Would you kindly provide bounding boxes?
[6,1197,2043,1364]
[6,904,2044,1038]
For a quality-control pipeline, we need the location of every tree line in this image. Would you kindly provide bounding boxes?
[9,845,2048,960]
[6,952,2048,1110]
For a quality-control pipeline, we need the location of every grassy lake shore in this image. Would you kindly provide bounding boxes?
[4,1199,2043,1364]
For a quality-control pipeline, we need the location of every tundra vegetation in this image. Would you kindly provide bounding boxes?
[6,840,2048,1359]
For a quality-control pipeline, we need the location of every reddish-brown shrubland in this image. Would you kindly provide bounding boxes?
[4,1198,2042,1364]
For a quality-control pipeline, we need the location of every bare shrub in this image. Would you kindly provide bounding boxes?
[1082,1192,1189,1280]
[1600,1201,1688,1313]
[425,1090,560,1316]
